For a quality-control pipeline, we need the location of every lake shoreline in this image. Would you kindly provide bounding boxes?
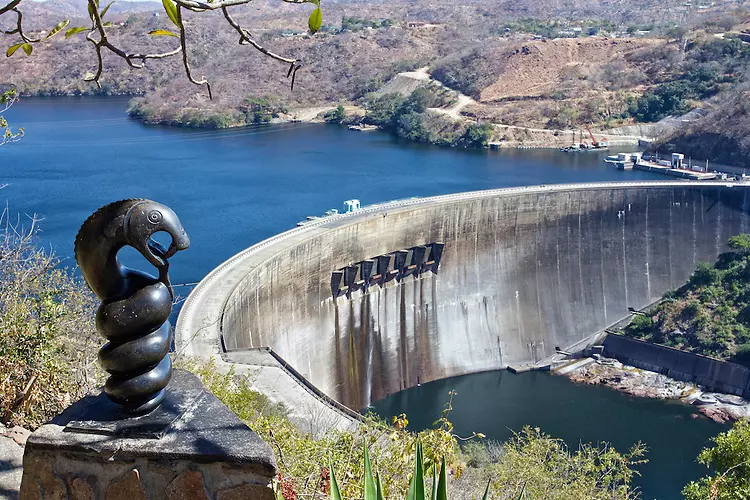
[560,358,750,423]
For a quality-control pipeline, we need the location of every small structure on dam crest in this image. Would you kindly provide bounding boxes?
[19,200,277,500]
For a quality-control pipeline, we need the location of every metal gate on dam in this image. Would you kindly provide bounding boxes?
[176,182,750,410]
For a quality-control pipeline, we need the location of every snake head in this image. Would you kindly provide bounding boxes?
[125,201,190,270]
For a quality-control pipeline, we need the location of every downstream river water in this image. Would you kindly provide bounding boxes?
[1,97,726,499]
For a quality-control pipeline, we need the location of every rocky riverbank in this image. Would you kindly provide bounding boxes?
[560,357,750,423]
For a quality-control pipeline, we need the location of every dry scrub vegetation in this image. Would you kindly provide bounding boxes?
[3,0,747,129]
[0,208,100,429]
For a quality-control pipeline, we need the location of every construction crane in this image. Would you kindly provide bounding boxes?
[586,124,608,149]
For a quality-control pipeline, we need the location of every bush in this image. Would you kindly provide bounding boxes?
[628,81,696,122]
[731,343,750,366]
[324,105,346,123]
[240,95,288,124]
[0,214,100,428]
[689,262,720,287]
[482,427,645,499]
[729,234,750,254]
[458,123,494,148]
[189,362,643,500]
[188,360,461,499]
[683,419,750,499]
[364,93,404,126]
[624,314,654,339]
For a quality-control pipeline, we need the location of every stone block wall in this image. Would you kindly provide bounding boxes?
[20,452,274,500]
[19,371,277,500]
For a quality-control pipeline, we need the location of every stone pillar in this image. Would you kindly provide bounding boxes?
[19,370,276,500]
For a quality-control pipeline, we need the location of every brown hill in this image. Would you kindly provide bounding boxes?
[478,37,663,102]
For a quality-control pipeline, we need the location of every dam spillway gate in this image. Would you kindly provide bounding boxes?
[177,182,750,411]
[331,242,444,299]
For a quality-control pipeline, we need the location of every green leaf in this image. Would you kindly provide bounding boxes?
[308,6,322,34]
[436,456,448,500]
[102,21,113,27]
[375,471,384,500]
[304,0,320,5]
[430,467,438,500]
[65,27,89,38]
[364,444,377,500]
[6,43,24,57]
[162,0,179,27]
[407,441,425,500]
[46,20,70,39]
[83,71,96,81]
[515,482,526,499]
[149,29,178,37]
[99,1,115,18]
[87,0,96,21]
[481,479,491,500]
[22,43,32,56]
[329,459,342,500]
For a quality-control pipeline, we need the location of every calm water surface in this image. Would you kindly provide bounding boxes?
[1,98,717,499]
[2,96,665,286]
[373,371,728,500]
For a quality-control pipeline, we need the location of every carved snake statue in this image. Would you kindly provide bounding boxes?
[75,199,190,414]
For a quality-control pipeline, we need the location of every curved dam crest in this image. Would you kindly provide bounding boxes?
[176,182,750,410]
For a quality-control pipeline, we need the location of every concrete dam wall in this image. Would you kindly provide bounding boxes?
[177,182,750,410]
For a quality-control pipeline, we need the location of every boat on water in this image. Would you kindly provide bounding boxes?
[561,126,609,153]
[605,152,643,170]
[348,124,379,132]
[561,143,609,153]
[611,152,719,180]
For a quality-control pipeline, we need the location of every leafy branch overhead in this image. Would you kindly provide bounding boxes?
[0,0,324,96]
[1,89,24,146]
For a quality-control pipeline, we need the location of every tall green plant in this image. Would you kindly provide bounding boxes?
[329,441,491,500]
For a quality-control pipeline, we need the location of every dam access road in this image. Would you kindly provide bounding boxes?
[176,181,750,414]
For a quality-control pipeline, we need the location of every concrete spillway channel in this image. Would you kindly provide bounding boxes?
[175,181,750,420]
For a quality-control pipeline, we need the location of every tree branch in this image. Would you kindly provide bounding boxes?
[176,4,211,98]
[83,0,183,87]
[3,0,311,96]
[0,0,21,17]
[1,8,39,43]
[221,6,297,65]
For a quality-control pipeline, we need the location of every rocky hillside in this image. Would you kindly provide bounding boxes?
[656,83,750,168]
[4,0,750,156]
[622,234,750,366]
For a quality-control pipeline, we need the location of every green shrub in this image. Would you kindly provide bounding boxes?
[683,419,750,499]
[624,314,654,339]
[729,234,750,254]
[240,96,288,124]
[188,362,643,500]
[364,93,404,126]
[458,123,494,148]
[689,262,720,287]
[324,105,346,124]
[731,343,750,366]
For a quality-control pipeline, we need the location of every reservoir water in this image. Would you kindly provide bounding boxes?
[372,371,728,500]
[2,96,666,286]
[1,97,725,498]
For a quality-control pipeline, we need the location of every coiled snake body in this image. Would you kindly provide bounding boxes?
[75,199,189,414]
